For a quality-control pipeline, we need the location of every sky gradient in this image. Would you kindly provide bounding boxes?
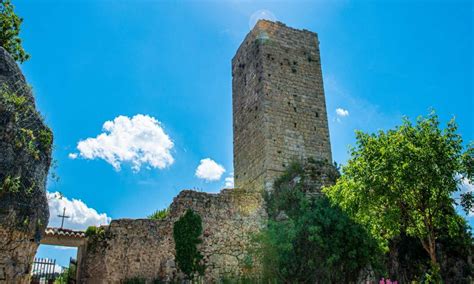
[14,0,473,266]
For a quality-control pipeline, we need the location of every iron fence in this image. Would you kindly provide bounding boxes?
[30,257,61,283]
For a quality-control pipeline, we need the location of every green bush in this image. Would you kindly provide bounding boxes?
[257,161,383,283]
[53,265,76,284]
[173,209,205,278]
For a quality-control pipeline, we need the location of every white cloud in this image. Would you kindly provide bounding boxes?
[47,191,111,231]
[53,246,76,250]
[71,114,174,172]
[336,108,349,117]
[225,173,234,188]
[195,158,225,181]
[68,153,78,159]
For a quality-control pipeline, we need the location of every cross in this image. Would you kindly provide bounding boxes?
[57,207,70,229]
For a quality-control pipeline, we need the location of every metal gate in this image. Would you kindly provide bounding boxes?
[30,258,62,284]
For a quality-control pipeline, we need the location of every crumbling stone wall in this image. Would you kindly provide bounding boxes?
[79,189,266,282]
[233,20,332,192]
[0,47,52,283]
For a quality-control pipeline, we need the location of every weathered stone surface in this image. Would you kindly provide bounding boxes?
[79,189,266,282]
[0,47,52,283]
[233,20,332,192]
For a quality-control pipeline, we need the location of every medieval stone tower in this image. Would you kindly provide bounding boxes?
[233,20,332,191]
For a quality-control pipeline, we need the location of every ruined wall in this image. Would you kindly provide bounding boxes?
[233,20,332,192]
[0,47,52,283]
[79,189,266,282]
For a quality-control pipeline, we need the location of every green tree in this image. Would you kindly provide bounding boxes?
[258,161,383,283]
[0,0,29,62]
[323,111,473,275]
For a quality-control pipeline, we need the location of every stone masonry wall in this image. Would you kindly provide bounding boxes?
[233,20,332,192]
[79,188,266,282]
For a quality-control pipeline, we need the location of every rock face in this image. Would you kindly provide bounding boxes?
[0,47,53,283]
[79,189,266,282]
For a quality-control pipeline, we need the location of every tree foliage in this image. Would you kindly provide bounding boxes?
[173,209,205,278]
[0,0,29,63]
[323,111,473,274]
[258,161,383,283]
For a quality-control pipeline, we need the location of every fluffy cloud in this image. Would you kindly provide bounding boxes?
[336,108,349,117]
[70,114,174,172]
[47,191,111,230]
[68,153,78,159]
[195,158,225,181]
[224,173,234,188]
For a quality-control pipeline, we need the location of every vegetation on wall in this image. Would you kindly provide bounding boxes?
[1,175,20,193]
[257,161,383,283]
[0,0,29,62]
[0,84,52,197]
[85,226,108,252]
[148,207,169,220]
[324,111,473,282]
[173,209,205,279]
[0,84,52,159]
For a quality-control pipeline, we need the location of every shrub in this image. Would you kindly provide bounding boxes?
[173,209,205,278]
[85,226,107,252]
[257,161,383,283]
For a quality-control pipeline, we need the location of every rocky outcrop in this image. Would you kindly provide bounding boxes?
[79,188,266,282]
[0,47,53,283]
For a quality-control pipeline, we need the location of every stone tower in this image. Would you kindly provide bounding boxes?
[233,20,332,191]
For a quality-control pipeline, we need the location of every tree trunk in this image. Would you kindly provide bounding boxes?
[421,237,437,266]
[428,238,437,266]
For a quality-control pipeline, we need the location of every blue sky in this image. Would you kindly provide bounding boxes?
[15,0,472,266]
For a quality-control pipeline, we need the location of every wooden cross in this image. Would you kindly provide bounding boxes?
[57,207,70,228]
